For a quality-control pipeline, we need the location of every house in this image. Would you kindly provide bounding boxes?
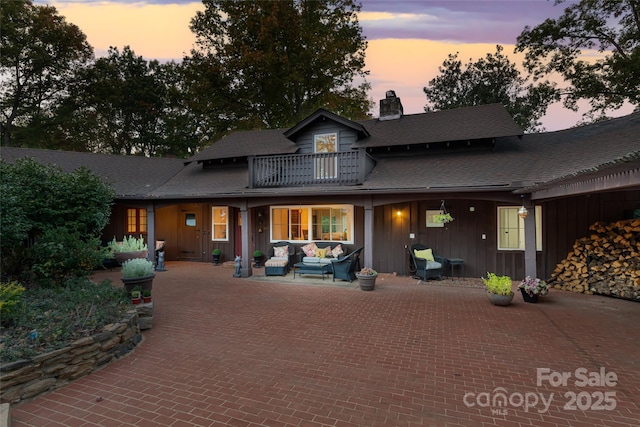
[3,92,639,280]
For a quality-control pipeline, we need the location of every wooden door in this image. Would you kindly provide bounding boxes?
[177,204,204,261]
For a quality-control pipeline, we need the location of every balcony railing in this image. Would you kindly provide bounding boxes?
[249,151,367,188]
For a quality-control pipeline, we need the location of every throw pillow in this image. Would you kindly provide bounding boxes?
[331,244,344,258]
[414,248,435,262]
[274,245,289,258]
[302,242,317,257]
[316,247,328,258]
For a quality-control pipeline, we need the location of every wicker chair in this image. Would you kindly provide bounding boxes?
[331,247,363,282]
[410,244,446,280]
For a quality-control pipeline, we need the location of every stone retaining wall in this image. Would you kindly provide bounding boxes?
[0,308,142,405]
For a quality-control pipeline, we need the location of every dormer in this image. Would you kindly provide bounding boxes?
[283,108,370,155]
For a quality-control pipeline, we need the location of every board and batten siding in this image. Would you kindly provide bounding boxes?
[292,121,359,154]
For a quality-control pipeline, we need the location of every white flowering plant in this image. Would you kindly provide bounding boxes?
[518,276,549,296]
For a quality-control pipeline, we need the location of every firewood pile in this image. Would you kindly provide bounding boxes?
[548,219,640,301]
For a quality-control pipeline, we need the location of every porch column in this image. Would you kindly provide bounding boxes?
[523,196,537,279]
[240,202,253,278]
[146,203,155,264]
[363,197,374,269]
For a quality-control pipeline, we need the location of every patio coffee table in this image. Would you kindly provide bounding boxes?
[293,262,332,280]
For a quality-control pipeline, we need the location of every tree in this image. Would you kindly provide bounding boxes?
[0,158,115,285]
[0,0,93,146]
[423,45,559,132]
[58,46,168,156]
[188,0,371,130]
[515,0,640,120]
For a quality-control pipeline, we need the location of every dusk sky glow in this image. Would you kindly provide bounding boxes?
[41,0,633,131]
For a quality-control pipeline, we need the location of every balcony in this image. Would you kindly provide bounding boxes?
[249,151,372,188]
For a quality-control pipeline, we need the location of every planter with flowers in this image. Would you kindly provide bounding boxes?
[434,212,454,224]
[108,235,148,265]
[355,267,378,291]
[482,272,514,306]
[121,258,155,296]
[518,276,549,303]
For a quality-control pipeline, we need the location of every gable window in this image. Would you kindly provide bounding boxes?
[127,208,147,234]
[498,206,542,250]
[314,133,337,179]
[271,205,353,242]
[211,206,228,241]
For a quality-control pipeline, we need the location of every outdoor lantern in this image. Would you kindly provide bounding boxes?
[518,196,528,219]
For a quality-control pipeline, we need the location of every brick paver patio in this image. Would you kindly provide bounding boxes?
[11,262,640,426]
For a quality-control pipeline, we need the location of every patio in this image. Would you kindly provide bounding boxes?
[10,261,640,427]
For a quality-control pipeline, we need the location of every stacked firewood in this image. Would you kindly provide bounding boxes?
[548,219,640,301]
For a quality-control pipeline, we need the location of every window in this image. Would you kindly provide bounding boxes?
[127,208,147,234]
[314,133,337,179]
[498,206,542,250]
[211,207,228,241]
[271,205,353,242]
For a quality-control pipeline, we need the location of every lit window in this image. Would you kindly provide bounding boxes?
[211,207,228,241]
[127,208,147,234]
[314,133,337,179]
[271,205,353,242]
[497,206,542,250]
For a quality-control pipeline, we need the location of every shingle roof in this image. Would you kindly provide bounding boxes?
[2,109,638,200]
[188,104,523,163]
[353,103,524,148]
[359,111,640,193]
[0,148,185,198]
[188,128,298,163]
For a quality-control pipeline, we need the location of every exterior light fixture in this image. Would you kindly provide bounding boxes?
[518,196,528,219]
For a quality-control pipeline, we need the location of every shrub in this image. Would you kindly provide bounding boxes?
[108,235,148,253]
[0,281,26,326]
[121,258,155,278]
[0,159,114,284]
[0,278,129,362]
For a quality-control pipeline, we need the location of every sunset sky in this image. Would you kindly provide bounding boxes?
[40,0,632,131]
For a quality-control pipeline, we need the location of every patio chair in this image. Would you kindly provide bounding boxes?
[410,244,446,280]
[331,247,363,282]
[265,241,295,276]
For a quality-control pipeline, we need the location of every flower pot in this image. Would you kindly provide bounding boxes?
[356,273,377,291]
[143,296,152,304]
[487,291,514,306]
[131,296,142,305]
[114,250,148,265]
[520,288,539,303]
[212,254,221,266]
[122,274,155,295]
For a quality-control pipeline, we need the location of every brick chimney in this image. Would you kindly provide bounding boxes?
[379,90,403,121]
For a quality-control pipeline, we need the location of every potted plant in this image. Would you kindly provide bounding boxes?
[434,212,454,223]
[355,267,378,291]
[212,248,222,266]
[482,272,513,306]
[130,286,142,305]
[108,235,148,265]
[253,250,263,268]
[142,289,152,304]
[518,276,549,303]
[121,258,155,295]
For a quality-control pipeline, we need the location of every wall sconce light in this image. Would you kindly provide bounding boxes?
[396,210,402,217]
[518,196,529,219]
[257,210,263,232]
